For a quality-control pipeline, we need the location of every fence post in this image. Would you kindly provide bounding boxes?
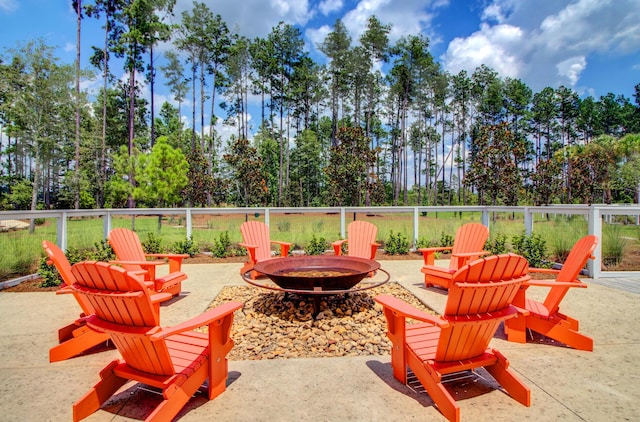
[186,209,192,239]
[413,207,419,247]
[340,208,346,239]
[265,208,270,227]
[524,207,533,235]
[57,211,68,251]
[481,209,490,230]
[588,205,602,278]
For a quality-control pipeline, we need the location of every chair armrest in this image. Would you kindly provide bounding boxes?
[151,301,244,340]
[110,260,164,267]
[528,267,560,274]
[524,279,588,288]
[374,294,447,327]
[146,253,189,272]
[332,239,347,256]
[271,241,292,257]
[418,246,453,265]
[239,243,258,263]
[150,292,173,303]
[451,251,490,258]
[370,242,381,260]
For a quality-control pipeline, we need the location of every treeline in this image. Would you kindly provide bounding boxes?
[1,1,640,212]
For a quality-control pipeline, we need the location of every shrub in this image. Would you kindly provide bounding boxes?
[511,232,551,268]
[415,237,436,249]
[38,257,62,288]
[439,231,454,248]
[142,232,164,254]
[211,231,232,258]
[172,235,200,257]
[306,235,327,255]
[385,230,410,255]
[485,234,508,255]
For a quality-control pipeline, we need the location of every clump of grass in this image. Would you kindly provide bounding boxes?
[602,224,627,266]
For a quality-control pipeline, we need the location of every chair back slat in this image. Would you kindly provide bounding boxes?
[449,223,490,269]
[347,221,378,259]
[240,221,272,261]
[436,254,528,362]
[543,235,597,313]
[71,261,174,375]
[108,228,147,272]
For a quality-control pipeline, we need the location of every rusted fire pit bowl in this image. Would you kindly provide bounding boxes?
[253,256,381,291]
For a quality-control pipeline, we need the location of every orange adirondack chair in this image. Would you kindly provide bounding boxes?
[108,228,188,298]
[69,261,243,422]
[332,220,380,260]
[505,235,598,351]
[42,240,111,362]
[375,254,531,422]
[239,221,292,278]
[419,222,490,289]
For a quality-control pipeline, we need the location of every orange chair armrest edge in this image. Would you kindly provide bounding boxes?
[375,294,448,327]
[151,301,244,340]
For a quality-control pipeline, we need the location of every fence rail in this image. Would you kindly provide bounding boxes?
[3,205,640,279]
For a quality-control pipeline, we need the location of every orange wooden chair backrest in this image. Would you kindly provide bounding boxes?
[70,261,175,375]
[449,223,490,269]
[542,234,597,314]
[436,254,529,362]
[108,228,147,272]
[346,221,378,259]
[240,221,273,262]
[42,240,95,316]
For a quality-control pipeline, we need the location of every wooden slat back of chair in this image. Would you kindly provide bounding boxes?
[543,235,597,313]
[240,221,272,261]
[449,223,490,270]
[108,228,147,272]
[42,240,97,317]
[347,221,378,259]
[436,254,529,362]
[71,261,174,375]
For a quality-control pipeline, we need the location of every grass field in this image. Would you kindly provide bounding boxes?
[2,210,639,280]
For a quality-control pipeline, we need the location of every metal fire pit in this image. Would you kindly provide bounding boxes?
[241,256,390,317]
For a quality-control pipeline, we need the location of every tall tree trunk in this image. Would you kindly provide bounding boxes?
[74,0,81,210]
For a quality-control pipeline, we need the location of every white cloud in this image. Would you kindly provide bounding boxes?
[0,0,18,13]
[556,56,587,86]
[319,0,343,16]
[441,0,640,91]
[443,23,523,78]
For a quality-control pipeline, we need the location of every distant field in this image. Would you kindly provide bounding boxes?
[1,210,639,280]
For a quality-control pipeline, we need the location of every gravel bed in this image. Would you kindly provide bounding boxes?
[206,282,437,360]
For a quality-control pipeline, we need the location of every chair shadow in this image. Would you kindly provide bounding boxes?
[159,292,188,306]
[95,370,242,420]
[366,359,508,410]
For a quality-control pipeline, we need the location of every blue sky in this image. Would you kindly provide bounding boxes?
[1,0,639,134]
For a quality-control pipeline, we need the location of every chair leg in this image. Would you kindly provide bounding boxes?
[407,354,460,422]
[484,350,531,407]
[527,317,593,351]
[73,361,127,422]
[50,327,110,362]
[146,366,208,422]
[504,317,527,344]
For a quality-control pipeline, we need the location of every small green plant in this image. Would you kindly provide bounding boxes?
[439,231,454,247]
[385,230,410,255]
[172,236,200,257]
[306,235,327,255]
[211,231,232,258]
[90,239,116,261]
[485,234,508,255]
[511,232,551,268]
[142,232,164,254]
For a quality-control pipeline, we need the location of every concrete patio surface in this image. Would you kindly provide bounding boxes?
[1,259,639,421]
